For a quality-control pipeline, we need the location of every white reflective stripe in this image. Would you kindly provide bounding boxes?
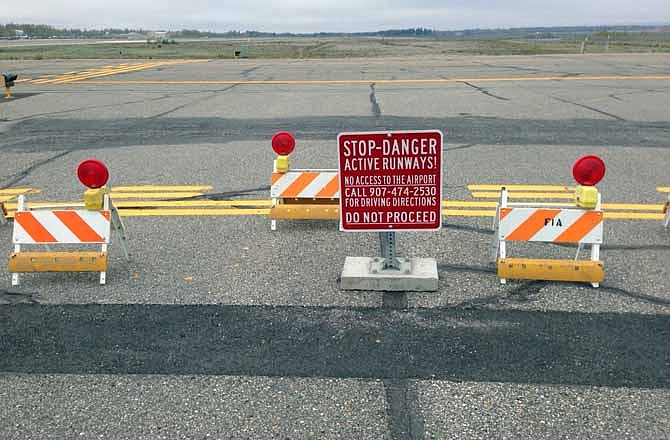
[12,210,111,244]
[498,208,538,240]
[530,209,584,242]
[299,172,337,198]
[581,222,603,244]
[271,173,301,198]
[12,220,34,244]
[32,211,80,243]
[499,208,603,243]
[77,211,111,242]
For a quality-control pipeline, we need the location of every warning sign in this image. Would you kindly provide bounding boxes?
[338,130,443,231]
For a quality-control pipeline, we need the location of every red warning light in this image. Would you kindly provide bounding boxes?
[572,155,606,186]
[271,132,295,155]
[77,159,109,189]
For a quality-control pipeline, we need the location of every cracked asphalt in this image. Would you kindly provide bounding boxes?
[0,53,669,439]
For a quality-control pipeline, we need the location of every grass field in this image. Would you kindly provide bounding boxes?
[1,35,669,60]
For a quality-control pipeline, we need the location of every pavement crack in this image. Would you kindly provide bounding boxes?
[443,143,478,152]
[0,289,40,304]
[383,379,425,440]
[600,284,670,306]
[182,186,271,201]
[461,81,509,101]
[507,280,549,302]
[370,83,382,118]
[441,223,494,235]
[552,96,626,121]
[437,263,496,274]
[147,85,238,119]
[1,150,71,188]
[382,292,408,309]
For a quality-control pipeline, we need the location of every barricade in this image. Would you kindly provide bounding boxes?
[8,159,129,286]
[663,194,669,228]
[269,132,339,230]
[492,156,606,288]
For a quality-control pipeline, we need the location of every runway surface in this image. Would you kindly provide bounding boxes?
[1,54,669,439]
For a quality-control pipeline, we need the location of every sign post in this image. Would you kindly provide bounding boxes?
[338,130,443,291]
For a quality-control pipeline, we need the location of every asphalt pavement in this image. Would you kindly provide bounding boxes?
[0,53,669,439]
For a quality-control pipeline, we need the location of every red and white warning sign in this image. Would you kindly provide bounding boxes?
[338,130,443,231]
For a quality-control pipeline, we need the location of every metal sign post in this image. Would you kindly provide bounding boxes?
[379,231,400,270]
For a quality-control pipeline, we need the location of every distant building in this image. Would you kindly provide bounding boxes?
[14,29,28,39]
[147,31,171,42]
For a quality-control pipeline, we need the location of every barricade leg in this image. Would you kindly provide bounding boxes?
[590,244,600,288]
[664,196,670,228]
[499,241,507,285]
[498,188,508,284]
[271,198,278,231]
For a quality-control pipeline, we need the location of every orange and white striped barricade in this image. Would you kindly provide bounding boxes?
[493,187,604,288]
[9,193,114,286]
[270,169,340,230]
[268,131,340,230]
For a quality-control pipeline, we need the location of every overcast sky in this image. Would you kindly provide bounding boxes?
[5,0,670,33]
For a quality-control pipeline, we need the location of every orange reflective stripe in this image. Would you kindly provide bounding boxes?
[316,175,339,198]
[281,172,319,198]
[271,173,283,185]
[15,212,57,243]
[505,209,559,241]
[101,211,110,221]
[499,207,512,221]
[53,211,104,242]
[554,211,603,243]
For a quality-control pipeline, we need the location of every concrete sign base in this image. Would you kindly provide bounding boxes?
[340,257,438,292]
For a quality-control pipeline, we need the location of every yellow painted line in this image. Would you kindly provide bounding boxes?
[3,200,273,209]
[36,62,160,84]
[118,208,271,217]
[110,192,204,199]
[602,203,665,211]
[112,200,273,207]
[471,191,575,199]
[50,63,161,84]
[442,209,496,217]
[0,196,15,203]
[80,74,670,86]
[604,212,665,220]
[0,188,39,195]
[4,202,82,210]
[657,187,670,193]
[442,201,498,208]
[111,185,213,192]
[33,60,209,85]
[468,184,573,192]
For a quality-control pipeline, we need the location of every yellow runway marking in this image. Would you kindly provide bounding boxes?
[604,212,665,220]
[0,188,40,195]
[112,185,214,192]
[28,60,208,84]
[657,187,670,193]
[603,203,665,211]
[471,191,575,199]
[119,208,271,217]
[113,200,273,207]
[442,209,496,217]
[442,201,498,208]
[78,74,670,86]
[468,184,573,192]
[110,192,204,199]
